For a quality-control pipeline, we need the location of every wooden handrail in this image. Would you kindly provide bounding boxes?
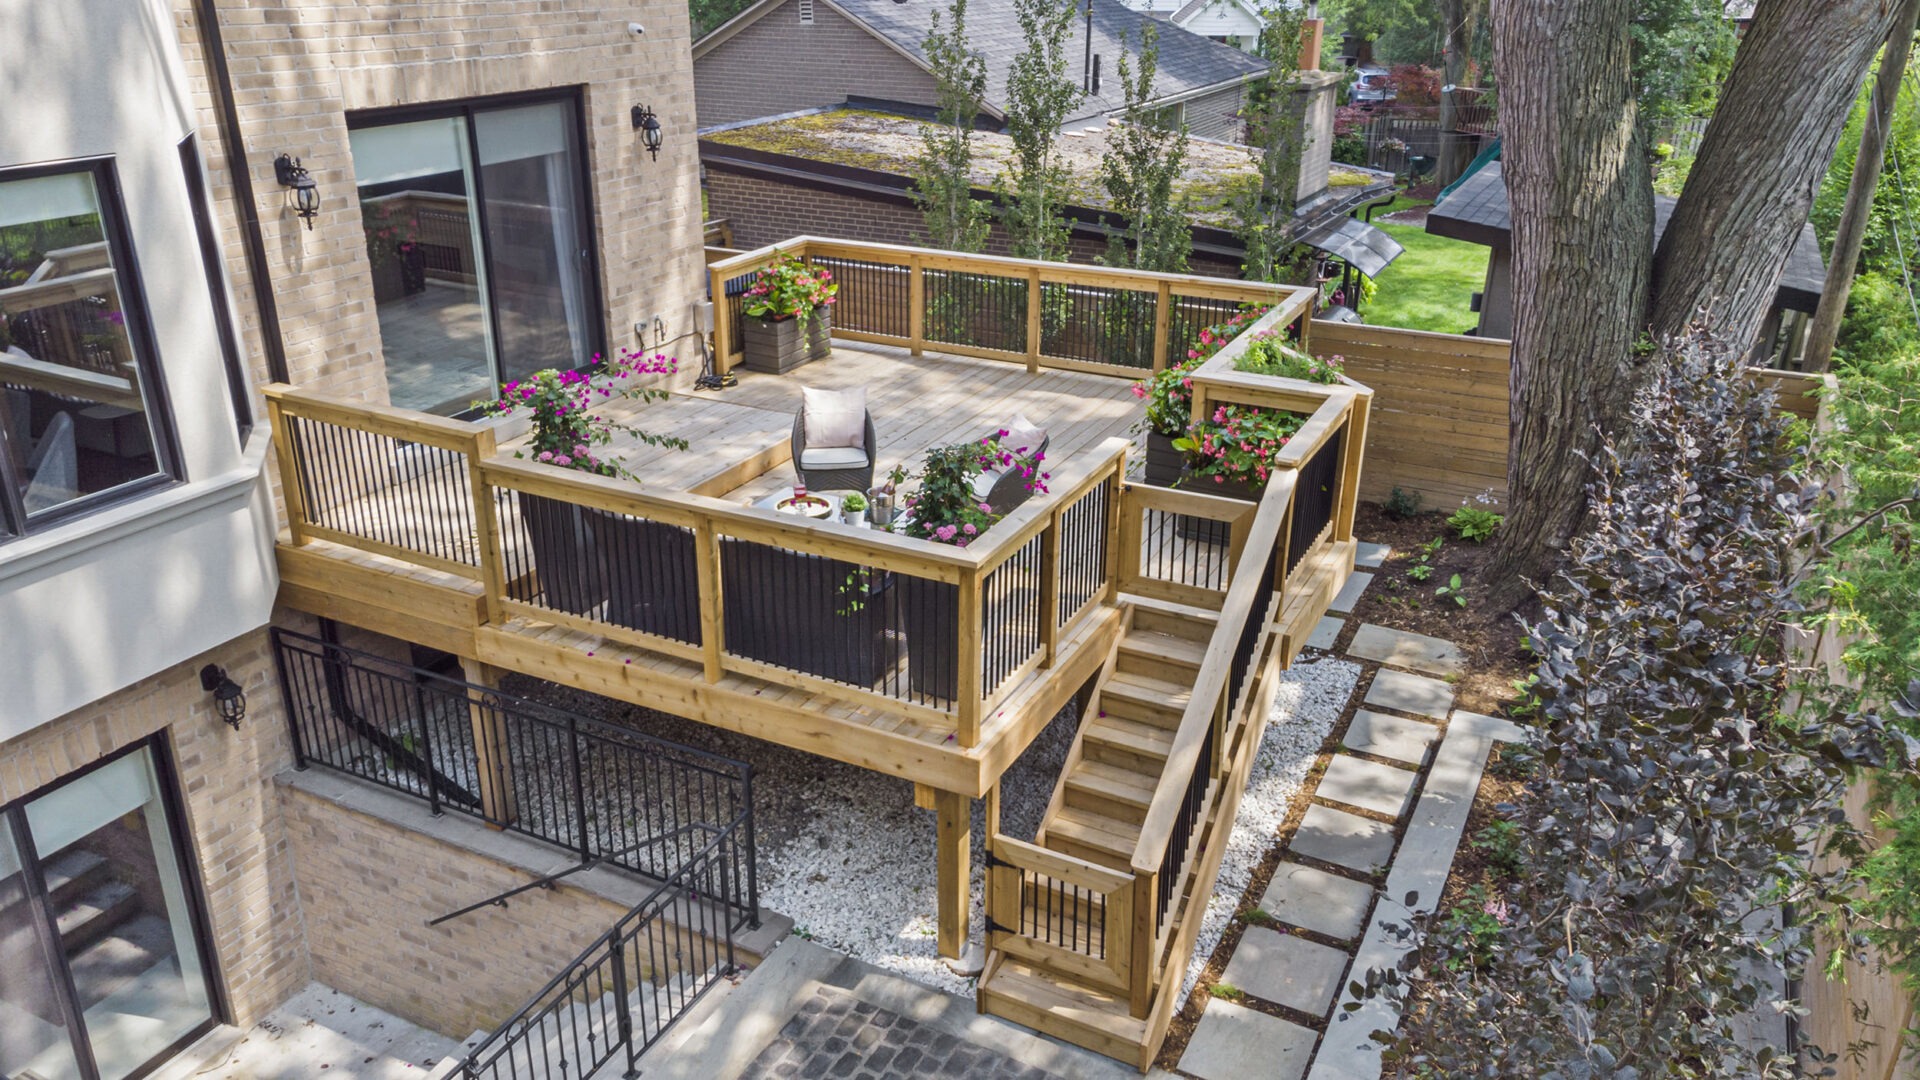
[1130,468,1298,877]
[265,383,486,454]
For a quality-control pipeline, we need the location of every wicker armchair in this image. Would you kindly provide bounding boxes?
[971,433,1051,515]
[791,409,878,493]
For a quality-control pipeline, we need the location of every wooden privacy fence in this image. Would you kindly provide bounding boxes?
[708,237,1315,381]
[1309,320,1831,509]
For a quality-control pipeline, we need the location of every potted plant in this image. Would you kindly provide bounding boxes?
[841,491,869,527]
[477,348,687,615]
[362,201,424,302]
[896,438,1047,700]
[869,463,909,530]
[1172,402,1307,540]
[740,250,838,374]
[1132,307,1269,487]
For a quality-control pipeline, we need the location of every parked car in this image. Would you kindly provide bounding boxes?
[1348,66,1397,106]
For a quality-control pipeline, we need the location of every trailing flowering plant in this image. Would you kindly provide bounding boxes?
[1131,306,1271,438]
[1234,332,1345,384]
[1174,403,1305,487]
[476,348,688,480]
[742,250,838,329]
[901,434,1050,547]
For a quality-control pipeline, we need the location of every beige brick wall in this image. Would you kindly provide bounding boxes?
[693,0,941,129]
[280,783,652,1038]
[169,0,711,401]
[0,628,312,1027]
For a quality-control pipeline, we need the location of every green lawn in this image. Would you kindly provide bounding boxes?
[1360,215,1490,336]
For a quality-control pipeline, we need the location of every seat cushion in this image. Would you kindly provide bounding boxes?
[1000,412,1047,457]
[800,445,870,469]
[802,386,867,449]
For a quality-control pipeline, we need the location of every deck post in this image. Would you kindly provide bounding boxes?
[934,787,972,959]
[1039,508,1061,667]
[908,254,926,356]
[1151,281,1172,373]
[1333,392,1371,543]
[265,392,310,547]
[468,428,505,627]
[709,264,732,375]
[694,519,725,682]
[957,573,982,747]
[1024,268,1043,374]
[461,658,518,827]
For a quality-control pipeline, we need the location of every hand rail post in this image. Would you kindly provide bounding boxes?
[709,262,733,375]
[609,927,636,1075]
[265,392,311,547]
[694,517,725,683]
[470,435,508,629]
[1152,281,1172,373]
[568,712,593,861]
[908,253,926,356]
[957,572,983,747]
[1334,395,1370,543]
[1103,466,1126,605]
[1039,508,1061,668]
[743,766,760,927]
[1024,267,1043,374]
[1129,871,1155,1019]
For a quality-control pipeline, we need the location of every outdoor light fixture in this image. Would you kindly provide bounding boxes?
[632,105,664,161]
[199,665,247,730]
[274,154,320,230]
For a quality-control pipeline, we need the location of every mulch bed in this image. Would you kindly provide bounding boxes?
[1346,502,1530,715]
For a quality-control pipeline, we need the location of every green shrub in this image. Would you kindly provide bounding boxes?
[1384,486,1423,520]
[1446,506,1502,542]
[1471,820,1526,879]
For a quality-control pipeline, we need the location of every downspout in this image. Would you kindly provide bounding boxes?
[193,0,291,385]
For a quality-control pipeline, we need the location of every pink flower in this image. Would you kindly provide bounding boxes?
[935,524,958,541]
[962,523,977,535]
[555,454,573,467]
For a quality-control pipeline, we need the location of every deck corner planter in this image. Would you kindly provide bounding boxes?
[1143,430,1186,488]
[521,492,609,616]
[740,307,831,374]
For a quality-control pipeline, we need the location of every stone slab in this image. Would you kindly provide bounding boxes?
[1220,927,1350,1016]
[1304,615,1344,651]
[1289,804,1395,877]
[1259,861,1375,943]
[1345,624,1465,676]
[1307,708,1518,1080]
[1178,999,1318,1080]
[1355,541,1390,568]
[1316,755,1419,819]
[741,983,1056,1079]
[1342,710,1438,767]
[1328,570,1374,614]
[1361,669,1454,720]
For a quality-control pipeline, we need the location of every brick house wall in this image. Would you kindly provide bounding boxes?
[167,0,710,401]
[1180,83,1246,142]
[0,628,310,1027]
[693,0,941,129]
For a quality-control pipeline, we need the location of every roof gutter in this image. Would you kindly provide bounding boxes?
[193,0,290,384]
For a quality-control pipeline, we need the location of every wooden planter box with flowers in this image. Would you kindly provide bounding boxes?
[1134,304,1370,545]
[740,250,837,374]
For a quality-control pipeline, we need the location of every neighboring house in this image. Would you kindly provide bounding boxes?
[1,0,709,1076]
[692,0,1270,141]
[1167,0,1266,51]
[1426,160,1825,366]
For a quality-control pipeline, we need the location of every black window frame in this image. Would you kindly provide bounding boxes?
[177,134,255,443]
[0,156,185,540]
[344,87,609,414]
[2,732,228,1080]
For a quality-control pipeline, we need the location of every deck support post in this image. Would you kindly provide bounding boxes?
[934,787,972,959]
[461,658,517,827]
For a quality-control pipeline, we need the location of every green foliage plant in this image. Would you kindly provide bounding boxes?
[912,0,993,255]
[476,349,687,480]
[902,436,1049,546]
[1433,572,1467,608]
[742,250,838,333]
[997,0,1081,263]
[1174,404,1306,487]
[1357,330,1886,1077]
[1446,505,1503,542]
[1234,6,1307,283]
[1130,307,1270,437]
[1383,486,1423,520]
[1234,333,1345,383]
[1098,25,1190,274]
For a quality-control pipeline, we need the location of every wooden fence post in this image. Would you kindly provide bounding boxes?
[461,657,517,827]
[709,264,732,375]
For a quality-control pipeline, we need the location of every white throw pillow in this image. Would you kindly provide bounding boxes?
[802,386,866,450]
[1001,412,1047,457]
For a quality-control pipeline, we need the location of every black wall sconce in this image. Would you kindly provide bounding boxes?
[199,665,247,730]
[631,105,664,161]
[273,154,320,230]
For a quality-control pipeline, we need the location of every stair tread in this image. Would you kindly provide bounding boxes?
[1119,632,1205,668]
[1047,806,1142,856]
[1083,714,1175,758]
[1064,760,1157,808]
[1102,672,1193,709]
[41,850,106,897]
[981,957,1145,1031]
[56,881,137,937]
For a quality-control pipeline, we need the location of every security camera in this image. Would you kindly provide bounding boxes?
[628,21,645,35]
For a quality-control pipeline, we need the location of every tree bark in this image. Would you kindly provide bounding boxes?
[1437,0,1480,185]
[1484,0,1652,611]
[1806,0,1920,372]
[1649,0,1903,346]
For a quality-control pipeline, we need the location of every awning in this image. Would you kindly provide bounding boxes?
[1300,216,1404,279]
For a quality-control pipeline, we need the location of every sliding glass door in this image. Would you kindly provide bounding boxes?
[0,741,217,1080]
[349,92,603,416]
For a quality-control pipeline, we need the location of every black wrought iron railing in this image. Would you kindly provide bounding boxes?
[980,532,1045,697]
[271,627,757,928]
[455,823,747,1080]
[1286,425,1344,580]
[281,412,481,571]
[1056,479,1112,624]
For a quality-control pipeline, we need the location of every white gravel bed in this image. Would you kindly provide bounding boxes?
[1178,656,1363,1001]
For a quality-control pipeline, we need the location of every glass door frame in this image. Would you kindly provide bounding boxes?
[2,735,227,1080]
[345,87,609,417]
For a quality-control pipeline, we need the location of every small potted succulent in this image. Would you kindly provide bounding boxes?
[476,348,687,614]
[740,250,838,374]
[840,490,869,527]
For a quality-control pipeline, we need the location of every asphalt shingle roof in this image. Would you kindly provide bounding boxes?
[827,0,1268,123]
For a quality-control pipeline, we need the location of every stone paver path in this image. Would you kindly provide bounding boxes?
[745,985,1054,1079]
[1177,594,1522,1080]
[1327,571,1373,614]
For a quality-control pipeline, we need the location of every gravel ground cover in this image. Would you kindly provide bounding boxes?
[1177,656,1363,1000]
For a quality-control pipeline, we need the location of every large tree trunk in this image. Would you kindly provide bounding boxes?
[1649,0,1902,345]
[1436,0,1480,185]
[1484,0,1652,610]
[1806,0,1920,372]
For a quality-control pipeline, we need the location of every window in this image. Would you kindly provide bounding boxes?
[348,93,605,416]
[1,741,218,1080]
[177,136,253,442]
[0,161,180,535]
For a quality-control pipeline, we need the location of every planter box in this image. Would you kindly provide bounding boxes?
[522,493,609,616]
[1175,473,1261,543]
[740,307,831,374]
[1143,430,1186,488]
